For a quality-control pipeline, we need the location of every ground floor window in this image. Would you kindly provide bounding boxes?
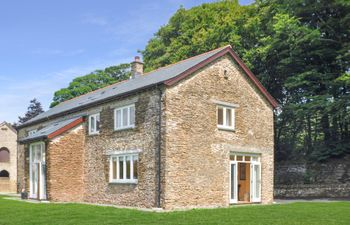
[0,170,9,178]
[109,153,138,183]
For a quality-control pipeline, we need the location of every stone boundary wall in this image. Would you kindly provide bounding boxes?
[274,155,350,199]
[275,184,350,199]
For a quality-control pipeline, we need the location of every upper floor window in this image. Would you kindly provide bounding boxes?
[28,129,37,136]
[114,104,135,130]
[109,153,138,183]
[0,147,10,162]
[217,105,235,131]
[88,113,100,135]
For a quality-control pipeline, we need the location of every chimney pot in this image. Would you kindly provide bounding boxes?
[131,56,144,79]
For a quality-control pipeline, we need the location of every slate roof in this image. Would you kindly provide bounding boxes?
[18,45,278,129]
[19,117,83,143]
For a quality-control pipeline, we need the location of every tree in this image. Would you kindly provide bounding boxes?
[142,0,350,161]
[142,0,250,72]
[50,63,131,107]
[18,99,44,124]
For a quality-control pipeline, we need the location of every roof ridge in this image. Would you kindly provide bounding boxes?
[53,45,231,108]
[142,45,231,76]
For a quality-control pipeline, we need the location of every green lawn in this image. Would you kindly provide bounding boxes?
[0,196,349,225]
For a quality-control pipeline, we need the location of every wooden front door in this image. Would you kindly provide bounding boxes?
[238,162,250,202]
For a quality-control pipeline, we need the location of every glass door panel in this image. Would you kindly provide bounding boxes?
[230,162,237,203]
[250,163,261,202]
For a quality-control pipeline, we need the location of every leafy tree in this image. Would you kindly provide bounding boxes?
[142,0,250,72]
[18,99,44,124]
[142,0,350,161]
[50,63,130,107]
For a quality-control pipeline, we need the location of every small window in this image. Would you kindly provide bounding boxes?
[110,154,138,183]
[88,113,100,135]
[217,105,235,130]
[0,170,9,178]
[0,148,9,162]
[114,104,135,130]
[28,129,37,136]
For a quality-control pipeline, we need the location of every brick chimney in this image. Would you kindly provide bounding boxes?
[131,56,143,78]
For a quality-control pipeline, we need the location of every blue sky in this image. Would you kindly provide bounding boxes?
[0,0,253,123]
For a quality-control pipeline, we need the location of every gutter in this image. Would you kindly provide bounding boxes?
[156,85,163,208]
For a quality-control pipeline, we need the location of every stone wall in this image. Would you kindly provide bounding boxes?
[274,155,350,198]
[17,88,162,207]
[162,55,274,209]
[83,88,161,208]
[16,54,275,209]
[46,125,85,202]
[0,123,17,193]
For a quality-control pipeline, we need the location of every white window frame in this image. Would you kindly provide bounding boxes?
[217,105,235,131]
[109,153,138,184]
[88,113,100,135]
[28,129,37,137]
[114,104,135,131]
[29,142,46,200]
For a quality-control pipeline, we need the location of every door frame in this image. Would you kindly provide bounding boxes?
[229,153,261,204]
[229,161,238,203]
[250,161,262,202]
[29,142,46,200]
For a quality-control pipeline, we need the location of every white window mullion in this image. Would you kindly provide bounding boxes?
[116,156,120,180]
[109,158,113,182]
[128,107,131,127]
[130,155,134,181]
[123,156,127,181]
[223,107,227,127]
[232,109,235,129]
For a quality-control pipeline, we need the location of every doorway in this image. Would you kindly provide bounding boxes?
[230,154,261,204]
[29,142,46,200]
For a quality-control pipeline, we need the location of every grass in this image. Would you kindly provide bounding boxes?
[0,196,349,225]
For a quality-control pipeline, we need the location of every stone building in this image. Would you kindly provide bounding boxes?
[17,45,278,209]
[0,122,17,193]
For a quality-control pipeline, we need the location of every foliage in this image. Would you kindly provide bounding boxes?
[0,196,350,225]
[17,98,44,124]
[50,63,131,107]
[49,0,349,162]
[142,0,350,162]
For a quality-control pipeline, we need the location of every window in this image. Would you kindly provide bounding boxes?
[217,105,235,130]
[89,113,100,135]
[110,154,138,183]
[0,170,9,178]
[114,104,135,130]
[28,129,37,136]
[0,148,9,162]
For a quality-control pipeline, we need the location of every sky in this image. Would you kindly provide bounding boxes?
[0,0,253,123]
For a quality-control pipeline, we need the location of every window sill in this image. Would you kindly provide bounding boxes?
[218,126,235,132]
[114,126,135,132]
[88,132,100,136]
[109,180,138,184]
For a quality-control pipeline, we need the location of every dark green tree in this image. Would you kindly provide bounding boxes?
[18,98,44,124]
[142,0,350,161]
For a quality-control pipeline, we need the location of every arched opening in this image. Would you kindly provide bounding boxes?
[0,170,9,178]
[0,147,10,162]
